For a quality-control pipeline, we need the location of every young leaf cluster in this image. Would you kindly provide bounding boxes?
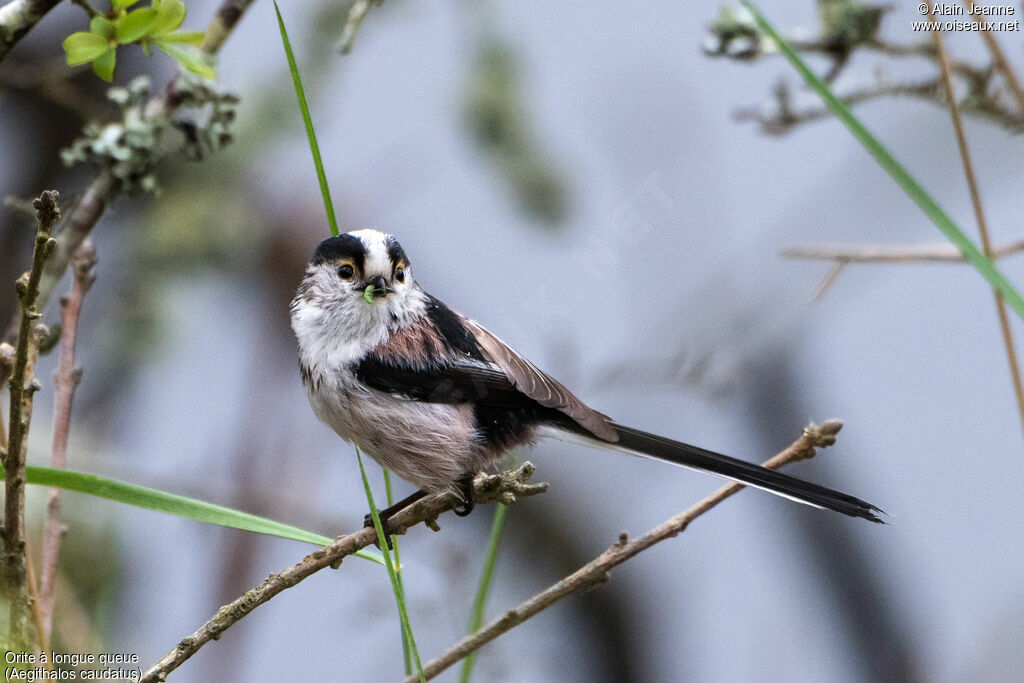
[62,0,211,82]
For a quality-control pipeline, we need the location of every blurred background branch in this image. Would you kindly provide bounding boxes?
[39,238,97,650]
[0,0,63,63]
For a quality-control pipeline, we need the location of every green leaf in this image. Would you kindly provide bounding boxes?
[112,0,142,9]
[115,7,159,43]
[159,30,204,45]
[4,464,384,565]
[89,15,116,40]
[274,1,339,236]
[92,47,116,81]
[151,0,187,36]
[154,40,215,79]
[63,32,110,65]
[740,0,1024,323]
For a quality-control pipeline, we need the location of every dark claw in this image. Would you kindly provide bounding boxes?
[453,472,475,517]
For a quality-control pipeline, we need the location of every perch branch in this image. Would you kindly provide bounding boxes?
[3,190,59,650]
[412,420,846,681]
[0,0,255,359]
[39,239,97,647]
[781,238,1024,264]
[140,463,547,683]
[0,0,62,64]
[930,21,1024,439]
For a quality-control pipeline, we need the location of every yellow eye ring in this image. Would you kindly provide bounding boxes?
[395,266,406,283]
[338,263,355,280]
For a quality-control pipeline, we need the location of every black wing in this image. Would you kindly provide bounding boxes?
[359,293,617,442]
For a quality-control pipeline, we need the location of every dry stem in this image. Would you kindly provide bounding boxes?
[782,239,1024,264]
[140,463,547,682]
[411,421,845,681]
[38,240,97,648]
[3,190,59,650]
[930,19,1024,439]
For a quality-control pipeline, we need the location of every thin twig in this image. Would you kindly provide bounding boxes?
[23,543,51,671]
[930,21,1024,439]
[411,420,847,681]
[140,463,547,682]
[3,190,59,650]
[781,238,1024,264]
[735,77,1024,135]
[0,0,63,64]
[338,0,380,55]
[38,240,97,647]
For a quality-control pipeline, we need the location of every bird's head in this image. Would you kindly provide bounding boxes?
[291,229,424,360]
[306,229,415,306]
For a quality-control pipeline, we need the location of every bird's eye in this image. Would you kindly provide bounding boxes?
[338,264,354,280]
[395,266,405,283]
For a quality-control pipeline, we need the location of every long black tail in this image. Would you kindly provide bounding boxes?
[610,423,883,523]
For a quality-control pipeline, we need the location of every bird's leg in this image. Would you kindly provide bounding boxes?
[452,472,475,517]
[364,488,429,541]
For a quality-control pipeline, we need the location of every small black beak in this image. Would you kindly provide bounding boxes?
[355,275,391,298]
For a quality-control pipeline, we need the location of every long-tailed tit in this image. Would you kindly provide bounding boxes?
[290,230,881,525]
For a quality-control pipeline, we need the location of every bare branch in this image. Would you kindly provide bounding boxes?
[38,240,97,648]
[338,0,382,55]
[0,0,62,64]
[781,238,1024,264]
[3,190,59,650]
[411,421,847,681]
[140,463,548,682]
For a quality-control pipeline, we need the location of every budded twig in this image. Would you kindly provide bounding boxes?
[3,190,59,650]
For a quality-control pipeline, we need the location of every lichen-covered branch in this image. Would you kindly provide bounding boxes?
[2,190,60,651]
[411,421,847,681]
[0,0,62,64]
[38,240,97,648]
[140,463,547,682]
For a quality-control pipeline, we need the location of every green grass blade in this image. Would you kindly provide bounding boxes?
[384,467,414,676]
[3,464,383,565]
[740,0,1024,321]
[274,1,339,236]
[459,502,509,683]
[357,448,426,682]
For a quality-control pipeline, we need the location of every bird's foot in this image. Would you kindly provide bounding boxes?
[453,472,475,517]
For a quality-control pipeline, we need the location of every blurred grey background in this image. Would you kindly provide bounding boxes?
[2,1,1023,681]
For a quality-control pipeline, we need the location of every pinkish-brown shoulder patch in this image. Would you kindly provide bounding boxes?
[371,323,447,365]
